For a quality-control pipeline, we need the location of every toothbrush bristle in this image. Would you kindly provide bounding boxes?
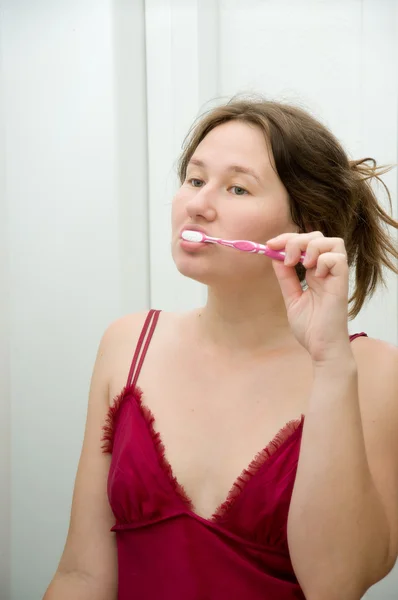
[181,230,204,242]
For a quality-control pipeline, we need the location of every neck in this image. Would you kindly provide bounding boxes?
[194,275,297,355]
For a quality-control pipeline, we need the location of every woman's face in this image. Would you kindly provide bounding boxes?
[171,120,297,286]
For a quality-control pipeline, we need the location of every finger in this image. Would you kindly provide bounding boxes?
[267,231,323,248]
[272,260,303,309]
[304,237,347,270]
[283,232,324,266]
[314,252,349,278]
[266,232,301,249]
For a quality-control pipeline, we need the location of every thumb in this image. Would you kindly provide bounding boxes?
[272,260,303,309]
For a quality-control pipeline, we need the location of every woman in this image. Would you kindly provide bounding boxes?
[44,97,398,599]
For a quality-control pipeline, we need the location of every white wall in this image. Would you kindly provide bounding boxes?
[2,1,397,599]
[0,10,11,599]
[2,1,148,598]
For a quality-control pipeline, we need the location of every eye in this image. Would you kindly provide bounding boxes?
[231,186,248,196]
[187,178,204,188]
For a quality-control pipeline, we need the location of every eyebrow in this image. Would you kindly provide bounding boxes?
[188,158,263,185]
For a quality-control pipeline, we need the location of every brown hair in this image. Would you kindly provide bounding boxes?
[177,95,398,318]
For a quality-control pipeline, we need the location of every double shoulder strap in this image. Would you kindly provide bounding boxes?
[126,309,161,388]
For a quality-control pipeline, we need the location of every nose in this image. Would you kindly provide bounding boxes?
[185,187,217,222]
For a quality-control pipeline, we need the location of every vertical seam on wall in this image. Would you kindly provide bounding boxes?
[215,0,220,97]
[0,13,11,598]
[143,0,152,309]
[392,0,398,345]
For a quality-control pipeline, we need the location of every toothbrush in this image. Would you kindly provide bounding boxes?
[181,230,306,263]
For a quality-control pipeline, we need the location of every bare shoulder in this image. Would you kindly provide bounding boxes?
[102,310,182,402]
[99,311,152,398]
[351,335,398,566]
[101,309,185,354]
[350,335,398,436]
[351,333,398,362]
[101,311,151,346]
[351,335,398,405]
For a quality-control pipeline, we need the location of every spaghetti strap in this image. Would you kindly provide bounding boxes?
[349,332,368,342]
[126,309,161,389]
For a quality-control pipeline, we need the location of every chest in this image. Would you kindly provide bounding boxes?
[122,342,312,519]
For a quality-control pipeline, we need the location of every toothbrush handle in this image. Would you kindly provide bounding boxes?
[264,247,305,263]
[232,240,306,263]
[262,246,306,263]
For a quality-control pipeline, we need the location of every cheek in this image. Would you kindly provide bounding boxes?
[171,192,185,220]
[236,201,294,241]
[262,208,293,233]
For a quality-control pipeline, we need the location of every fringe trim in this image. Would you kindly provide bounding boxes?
[102,384,304,522]
[101,383,193,511]
[134,392,194,512]
[211,415,304,522]
[101,385,133,454]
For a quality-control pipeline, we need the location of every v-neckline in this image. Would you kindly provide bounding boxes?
[129,384,304,524]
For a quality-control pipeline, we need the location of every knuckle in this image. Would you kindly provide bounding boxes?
[307,239,319,251]
[334,237,346,248]
[285,239,296,251]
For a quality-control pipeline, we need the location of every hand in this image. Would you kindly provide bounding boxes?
[266,231,352,363]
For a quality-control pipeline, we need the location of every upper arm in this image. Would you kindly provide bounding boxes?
[55,321,123,589]
[353,337,398,569]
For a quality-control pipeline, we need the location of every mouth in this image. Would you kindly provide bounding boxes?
[179,224,208,238]
[179,239,211,253]
[179,225,211,253]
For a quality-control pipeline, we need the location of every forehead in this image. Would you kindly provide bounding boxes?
[192,120,272,170]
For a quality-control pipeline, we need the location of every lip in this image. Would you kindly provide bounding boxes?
[179,238,210,252]
[179,225,211,253]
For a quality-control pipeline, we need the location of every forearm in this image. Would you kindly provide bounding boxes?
[288,350,391,599]
[43,570,116,600]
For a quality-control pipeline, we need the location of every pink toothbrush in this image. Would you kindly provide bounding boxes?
[181,230,306,263]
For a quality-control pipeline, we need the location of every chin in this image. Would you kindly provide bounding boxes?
[171,246,217,285]
[173,255,253,288]
[173,255,215,285]
[171,242,270,286]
